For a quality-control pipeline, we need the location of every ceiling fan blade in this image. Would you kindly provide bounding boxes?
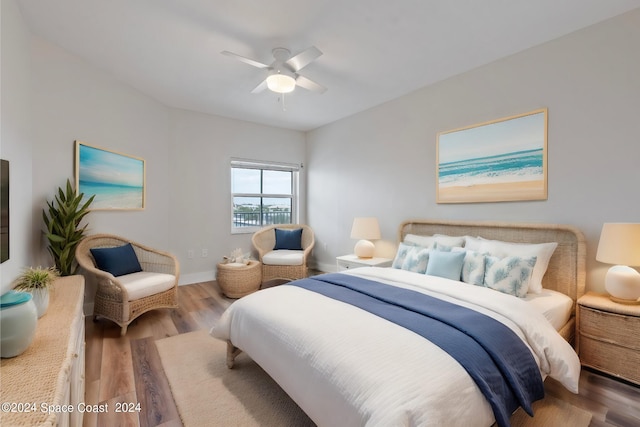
[221,51,270,69]
[251,78,268,94]
[295,75,327,94]
[286,46,322,72]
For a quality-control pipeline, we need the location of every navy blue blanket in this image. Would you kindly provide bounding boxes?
[287,273,544,427]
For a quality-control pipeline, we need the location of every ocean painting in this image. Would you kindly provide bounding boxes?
[437,109,547,203]
[76,142,145,210]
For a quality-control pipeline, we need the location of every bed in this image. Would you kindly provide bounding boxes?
[211,219,586,427]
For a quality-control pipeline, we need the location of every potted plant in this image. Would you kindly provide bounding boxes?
[13,266,60,317]
[42,179,94,276]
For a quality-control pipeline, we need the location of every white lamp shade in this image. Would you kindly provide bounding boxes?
[596,223,640,266]
[350,217,381,240]
[596,223,640,302]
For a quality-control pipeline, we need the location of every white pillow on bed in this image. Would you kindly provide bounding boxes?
[463,235,484,251]
[478,240,557,294]
[404,233,465,248]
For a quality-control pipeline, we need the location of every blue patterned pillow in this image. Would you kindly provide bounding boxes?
[425,250,465,280]
[392,242,414,269]
[484,255,537,297]
[401,246,430,273]
[453,248,486,286]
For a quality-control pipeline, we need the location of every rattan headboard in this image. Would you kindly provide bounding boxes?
[398,219,586,307]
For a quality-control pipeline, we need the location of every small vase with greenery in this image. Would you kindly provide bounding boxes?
[13,266,60,318]
[42,179,94,276]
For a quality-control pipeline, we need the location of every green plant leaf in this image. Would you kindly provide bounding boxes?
[42,179,93,276]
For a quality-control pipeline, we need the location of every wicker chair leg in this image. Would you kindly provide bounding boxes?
[120,325,128,336]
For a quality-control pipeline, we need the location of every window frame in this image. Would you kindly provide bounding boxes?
[230,158,300,234]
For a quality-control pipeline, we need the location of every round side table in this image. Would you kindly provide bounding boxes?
[216,260,262,298]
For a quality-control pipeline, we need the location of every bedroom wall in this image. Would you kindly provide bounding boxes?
[30,37,172,253]
[0,0,33,295]
[306,9,640,293]
[167,109,306,285]
[28,37,306,290]
[28,37,171,306]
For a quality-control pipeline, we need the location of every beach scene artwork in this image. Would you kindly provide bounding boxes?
[437,109,547,203]
[76,141,145,210]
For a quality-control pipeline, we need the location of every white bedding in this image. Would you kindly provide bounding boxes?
[211,267,580,427]
[524,289,574,331]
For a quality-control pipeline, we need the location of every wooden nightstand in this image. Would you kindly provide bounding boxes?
[577,292,640,385]
[336,254,393,272]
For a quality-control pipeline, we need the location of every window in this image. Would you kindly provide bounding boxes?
[231,159,299,233]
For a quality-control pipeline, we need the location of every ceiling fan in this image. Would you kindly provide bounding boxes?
[221,46,327,95]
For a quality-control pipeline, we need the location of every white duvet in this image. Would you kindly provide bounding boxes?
[211,267,580,427]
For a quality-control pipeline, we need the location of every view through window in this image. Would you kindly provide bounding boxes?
[231,159,298,233]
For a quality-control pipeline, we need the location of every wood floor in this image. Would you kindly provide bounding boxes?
[84,280,640,427]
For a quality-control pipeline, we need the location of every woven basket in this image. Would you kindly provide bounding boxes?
[217,260,262,298]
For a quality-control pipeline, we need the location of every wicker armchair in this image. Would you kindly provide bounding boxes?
[76,234,179,335]
[252,224,315,281]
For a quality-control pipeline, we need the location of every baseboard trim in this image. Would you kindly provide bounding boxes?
[179,270,216,286]
[310,261,336,274]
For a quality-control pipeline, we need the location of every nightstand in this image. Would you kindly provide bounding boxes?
[577,292,640,385]
[336,254,393,272]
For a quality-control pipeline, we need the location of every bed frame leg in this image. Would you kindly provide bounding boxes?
[226,341,242,369]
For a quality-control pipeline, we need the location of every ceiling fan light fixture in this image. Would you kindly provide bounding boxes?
[266,73,296,93]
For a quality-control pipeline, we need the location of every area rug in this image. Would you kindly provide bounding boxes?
[157,330,592,427]
[156,330,314,426]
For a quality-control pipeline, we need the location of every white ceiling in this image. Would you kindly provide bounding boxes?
[17,0,640,131]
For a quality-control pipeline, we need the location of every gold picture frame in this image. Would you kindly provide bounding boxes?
[436,108,548,204]
[75,141,145,210]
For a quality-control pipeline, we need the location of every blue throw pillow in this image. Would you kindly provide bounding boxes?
[90,243,143,277]
[273,228,304,250]
[425,250,465,281]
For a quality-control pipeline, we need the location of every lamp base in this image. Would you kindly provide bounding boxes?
[605,265,640,303]
[609,295,640,305]
[354,240,375,258]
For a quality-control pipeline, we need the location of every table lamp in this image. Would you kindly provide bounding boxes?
[351,217,381,258]
[596,223,640,304]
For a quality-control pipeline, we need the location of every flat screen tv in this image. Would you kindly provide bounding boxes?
[1,159,8,263]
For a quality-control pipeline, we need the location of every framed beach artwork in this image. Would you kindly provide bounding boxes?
[75,141,145,210]
[436,108,548,204]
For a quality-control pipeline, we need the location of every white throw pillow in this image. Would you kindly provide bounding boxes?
[433,234,465,248]
[403,234,435,247]
[478,240,557,294]
[463,235,484,251]
[404,233,465,248]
